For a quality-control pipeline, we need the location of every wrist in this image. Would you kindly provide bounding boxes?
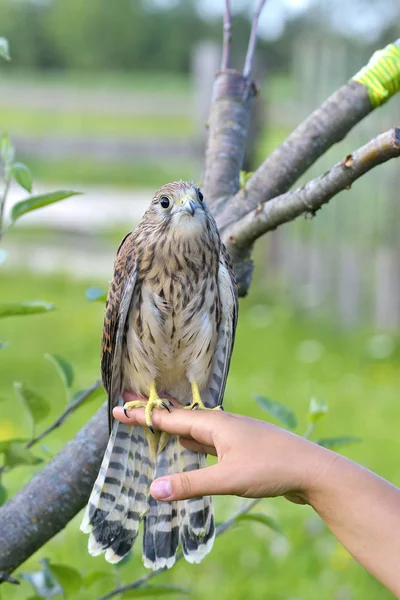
[269,429,336,505]
[302,444,342,508]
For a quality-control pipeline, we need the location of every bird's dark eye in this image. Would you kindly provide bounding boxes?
[160,196,170,209]
[198,190,204,202]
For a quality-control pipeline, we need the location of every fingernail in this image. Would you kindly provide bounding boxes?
[151,478,173,499]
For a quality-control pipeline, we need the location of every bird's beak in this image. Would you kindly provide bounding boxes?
[179,197,197,217]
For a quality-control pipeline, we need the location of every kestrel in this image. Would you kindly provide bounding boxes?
[81,181,238,569]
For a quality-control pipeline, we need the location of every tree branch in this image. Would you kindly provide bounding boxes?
[203,71,257,209]
[221,0,232,71]
[0,404,108,577]
[26,378,103,450]
[217,38,400,233]
[0,378,103,478]
[98,499,261,600]
[203,2,270,209]
[243,0,267,79]
[225,127,400,254]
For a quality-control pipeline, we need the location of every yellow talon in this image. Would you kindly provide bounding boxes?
[185,382,223,411]
[191,381,205,409]
[123,381,171,456]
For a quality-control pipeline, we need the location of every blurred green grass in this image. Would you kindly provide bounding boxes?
[0,70,291,187]
[2,107,193,138]
[23,156,197,188]
[0,69,192,94]
[1,268,399,600]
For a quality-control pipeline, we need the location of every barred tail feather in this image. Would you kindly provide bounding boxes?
[178,448,215,564]
[104,425,152,563]
[82,426,214,569]
[80,420,155,563]
[142,436,180,570]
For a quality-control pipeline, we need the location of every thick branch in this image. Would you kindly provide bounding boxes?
[217,77,392,233]
[225,127,400,254]
[203,71,257,210]
[0,404,108,577]
[204,1,269,221]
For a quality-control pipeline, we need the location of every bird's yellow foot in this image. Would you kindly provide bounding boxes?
[123,382,171,434]
[185,382,224,411]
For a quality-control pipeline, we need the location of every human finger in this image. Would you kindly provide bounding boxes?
[149,462,232,501]
[113,405,220,449]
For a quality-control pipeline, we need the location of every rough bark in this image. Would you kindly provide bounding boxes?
[217,80,375,233]
[0,405,108,576]
[225,127,400,252]
[203,70,256,210]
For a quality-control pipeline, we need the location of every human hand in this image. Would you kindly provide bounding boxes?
[114,393,335,505]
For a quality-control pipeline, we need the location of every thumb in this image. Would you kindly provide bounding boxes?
[150,463,230,501]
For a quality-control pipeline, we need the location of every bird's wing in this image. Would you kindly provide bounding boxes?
[101,231,137,431]
[205,242,238,408]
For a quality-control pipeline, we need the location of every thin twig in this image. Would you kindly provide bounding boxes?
[0,174,11,241]
[98,498,261,600]
[243,0,267,78]
[0,379,103,477]
[303,424,315,440]
[225,127,400,252]
[221,0,232,70]
[26,378,103,449]
[0,571,19,585]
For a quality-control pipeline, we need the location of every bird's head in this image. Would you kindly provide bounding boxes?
[149,181,209,235]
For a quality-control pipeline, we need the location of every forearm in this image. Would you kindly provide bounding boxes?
[116,403,400,596]
[308,452,400,597]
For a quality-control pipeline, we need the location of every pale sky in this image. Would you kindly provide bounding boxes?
[148,0,399,42]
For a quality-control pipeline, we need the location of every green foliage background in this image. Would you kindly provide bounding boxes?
[0,3,399,596]
[1,262,399,599]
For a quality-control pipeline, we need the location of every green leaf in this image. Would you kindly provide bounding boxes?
[10,190,81,224]
[0,301,55,319]
[71,385,105,407]
[45,353,74,390]
[47,563,83,596]
[14,381,51,425]
[121,585,189,598]
[0,438,29,453]
[86,286,107,302]
[11,162,32,193]
[0,37,10,61]
[0,133,15,164]
[0,482,7,505]
[254,395,298,429]
[237,513,284,535]
[0,249,8,265]
[239,170,253,190]
[4,443,43,467]
[0,342,8,350]
[316,436,362,450]
[84,570,115,588]
[20,567,61,598]
[308,397,328,424]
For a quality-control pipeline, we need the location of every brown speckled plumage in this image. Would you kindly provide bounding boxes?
[81,181,238,570]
